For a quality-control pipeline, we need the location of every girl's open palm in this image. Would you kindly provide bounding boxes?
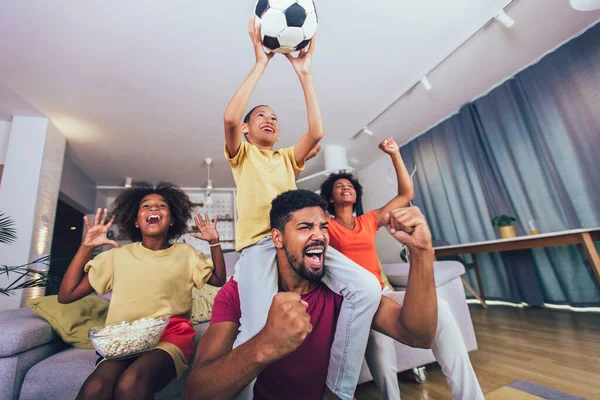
[82,208,119,248]
[191,212,220,243]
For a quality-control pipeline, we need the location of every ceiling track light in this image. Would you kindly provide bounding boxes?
[361,127,374,137]
[420,76,432,91]
[494,10,515,28]
[351,5,517,141]
[124,177,133,188]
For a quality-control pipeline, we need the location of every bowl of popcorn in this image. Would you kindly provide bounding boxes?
[89,315,170,359]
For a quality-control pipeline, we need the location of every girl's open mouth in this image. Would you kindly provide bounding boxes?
[146,214,162,226]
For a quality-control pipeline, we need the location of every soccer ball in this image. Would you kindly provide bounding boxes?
[255,0,318,54]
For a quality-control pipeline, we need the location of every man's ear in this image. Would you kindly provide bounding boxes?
[272,228,284,249]
[241,122,248,134]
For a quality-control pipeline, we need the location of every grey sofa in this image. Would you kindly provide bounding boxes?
[0,260,476,400]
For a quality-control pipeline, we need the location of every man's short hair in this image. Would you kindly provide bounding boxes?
[270,190,327,232]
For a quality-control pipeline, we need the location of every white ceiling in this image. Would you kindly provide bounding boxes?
[0,0,598,189]
[0,81,43,121]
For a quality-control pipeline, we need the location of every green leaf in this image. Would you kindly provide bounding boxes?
[491,215,517,227]
[0,256,59,296]
[0,213,17,244]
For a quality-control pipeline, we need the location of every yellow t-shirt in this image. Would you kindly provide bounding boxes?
[226,141,305,251]
[85,242,214,324]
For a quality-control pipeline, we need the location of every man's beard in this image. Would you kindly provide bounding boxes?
[283,242,326,282]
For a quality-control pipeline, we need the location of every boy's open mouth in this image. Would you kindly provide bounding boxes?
[261,125,275,134]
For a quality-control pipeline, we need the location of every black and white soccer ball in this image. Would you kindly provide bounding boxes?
[254,0,318,54]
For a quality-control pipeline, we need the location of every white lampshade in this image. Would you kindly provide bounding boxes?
[570,0,600,10]
[324,145,354,173]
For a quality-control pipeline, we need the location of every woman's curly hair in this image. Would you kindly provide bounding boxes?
[319,172,363,216]
[111,181,193,243]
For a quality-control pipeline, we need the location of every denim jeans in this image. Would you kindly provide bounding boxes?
[233,237,381,400]
[365,287,401,400]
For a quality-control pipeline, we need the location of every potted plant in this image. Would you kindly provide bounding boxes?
[491,215,517,239]
[0,212,59,296]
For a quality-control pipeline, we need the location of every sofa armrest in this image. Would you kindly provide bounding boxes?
[382,261,466,288]
[0,307,58,357]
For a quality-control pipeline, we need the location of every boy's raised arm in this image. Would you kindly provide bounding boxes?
[288,37,324,164]
[224,17,274,158]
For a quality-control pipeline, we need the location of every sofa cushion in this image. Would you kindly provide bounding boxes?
[27,295,109,349]
[191,281,227,324]
[382,261,465,288]
[19,322,211,400]
[19,347,96,400]
[194,321,210,337]
[0,307,57,357]
[382,263,410,287]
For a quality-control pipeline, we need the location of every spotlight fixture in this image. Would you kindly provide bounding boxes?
[420,76,432,91]
[360,127,374,137]
[494,11,515,28]
[124,177,133,188]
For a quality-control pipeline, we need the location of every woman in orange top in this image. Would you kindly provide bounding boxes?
[320,137,413,400]
[320,138,485,400]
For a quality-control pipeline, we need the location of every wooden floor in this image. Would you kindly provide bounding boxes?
[355,305,600,400]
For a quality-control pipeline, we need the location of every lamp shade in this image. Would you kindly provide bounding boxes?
[570,0,600,10]
[324,145,353,173]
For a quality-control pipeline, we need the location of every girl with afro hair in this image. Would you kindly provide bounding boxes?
[320,138,484,399]
[58,181,226,399]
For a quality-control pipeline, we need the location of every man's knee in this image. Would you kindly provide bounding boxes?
[358,270,383,309]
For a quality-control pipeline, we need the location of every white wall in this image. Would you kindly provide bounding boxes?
[357,155,407,264]
[59,154,97,213]
[23,123,66,304]
[0,120,11,165]
[0,118,66,310]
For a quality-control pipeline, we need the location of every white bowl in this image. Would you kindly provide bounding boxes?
[89,315,170,359]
